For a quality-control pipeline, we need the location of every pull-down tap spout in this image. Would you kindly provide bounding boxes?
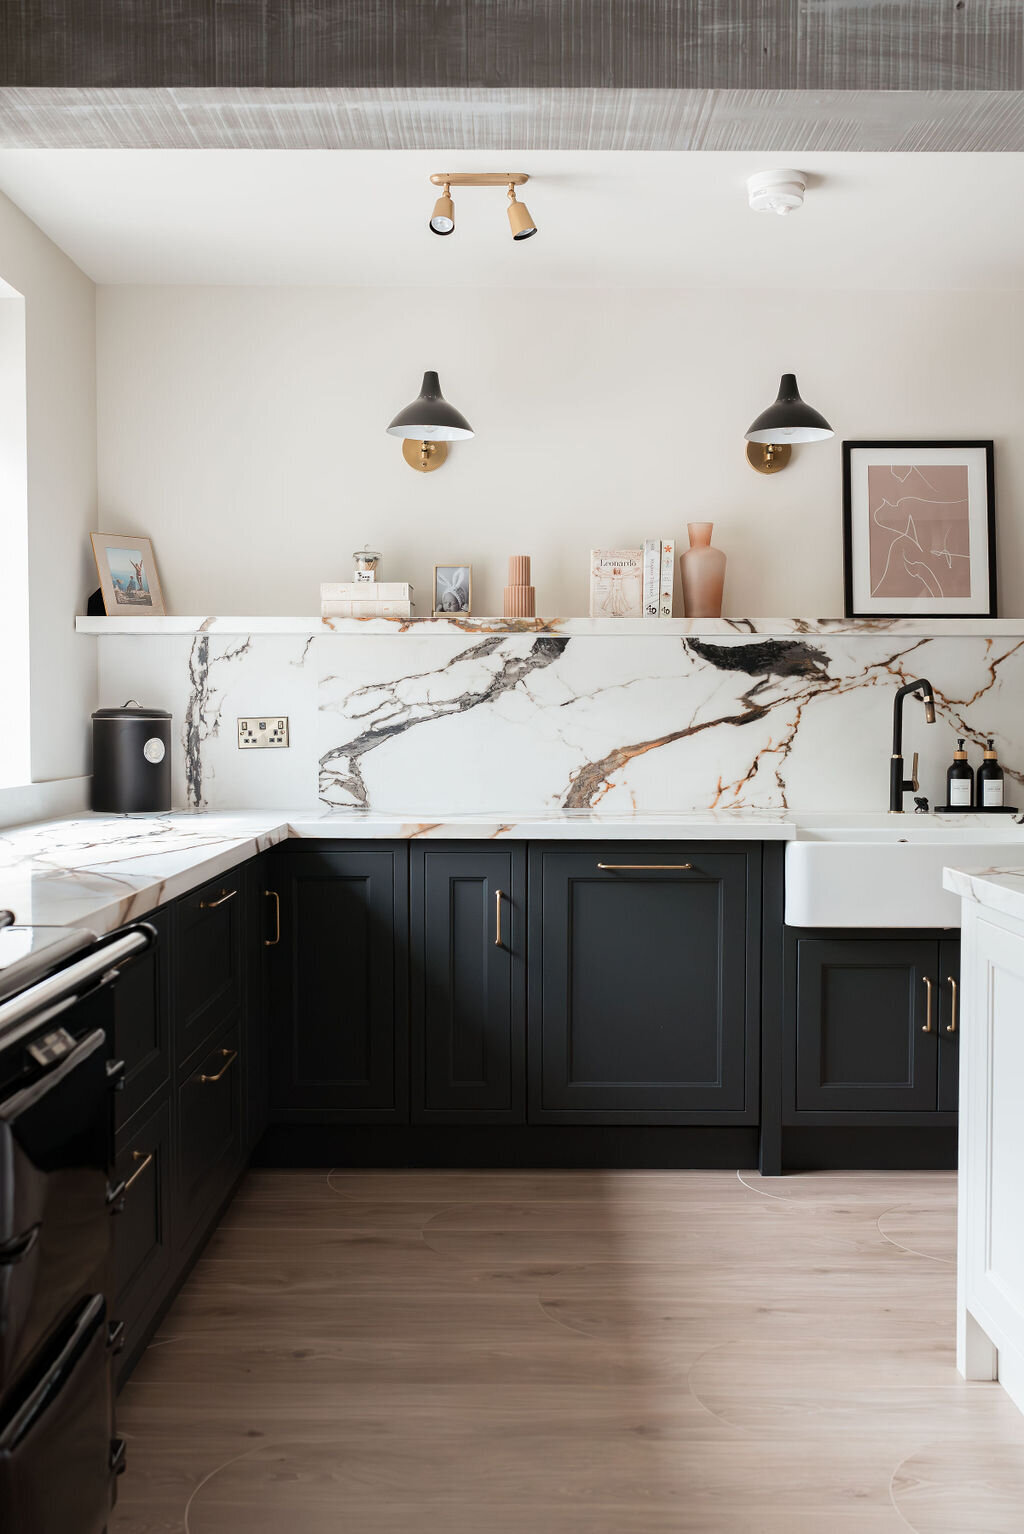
[890,678,936,812]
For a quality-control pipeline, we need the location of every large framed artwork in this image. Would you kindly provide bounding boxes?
[842,441,996,618]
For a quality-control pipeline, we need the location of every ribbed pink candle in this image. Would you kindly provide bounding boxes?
[504,555,536,617]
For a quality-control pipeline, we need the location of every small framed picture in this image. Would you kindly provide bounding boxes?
[91,533,166,617]
[433,563,472,616]
[842,441,996,618]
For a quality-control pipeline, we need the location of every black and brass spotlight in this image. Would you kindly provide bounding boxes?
[744,373,834,474]
[429,183,455,236]
[386,371,474,474]
[506,183,537,241]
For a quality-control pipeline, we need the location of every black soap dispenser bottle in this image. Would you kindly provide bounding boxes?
[978,739,1005,809]
[947,739,974,810]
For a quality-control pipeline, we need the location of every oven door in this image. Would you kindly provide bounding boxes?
[0,1028,113,1401]
[0,1294,115,1534]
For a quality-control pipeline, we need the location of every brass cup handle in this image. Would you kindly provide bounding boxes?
[946,975,958,1034]
[596,863,693,871]
[264,889,281,947]
[124,1149,154,1193]
[922,975,935,1033]
[200,888,236,910]
[200,1047,238,1084]
[495,888,504,948]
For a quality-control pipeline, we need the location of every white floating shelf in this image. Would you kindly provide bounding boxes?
[75,615,1024,638]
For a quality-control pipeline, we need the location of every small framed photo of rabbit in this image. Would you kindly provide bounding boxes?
[433,563,472,616]
[91,533,167,617]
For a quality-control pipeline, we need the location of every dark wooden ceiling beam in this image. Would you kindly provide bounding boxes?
[3,1,1023,92]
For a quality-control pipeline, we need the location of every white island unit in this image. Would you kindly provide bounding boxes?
[945,862,1024,1414]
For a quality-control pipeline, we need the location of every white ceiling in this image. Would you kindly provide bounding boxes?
[1,148,1023,290]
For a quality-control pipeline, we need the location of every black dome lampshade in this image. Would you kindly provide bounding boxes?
[743,373,833,475]
[745,373,834,444]
[386,371,474,442]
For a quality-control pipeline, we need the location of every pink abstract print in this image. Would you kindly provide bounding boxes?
[868,464,971,600]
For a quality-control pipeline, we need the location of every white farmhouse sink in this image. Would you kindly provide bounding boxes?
[785,817,1024,928]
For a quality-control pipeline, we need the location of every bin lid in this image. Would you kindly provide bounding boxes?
[93,700,171,720]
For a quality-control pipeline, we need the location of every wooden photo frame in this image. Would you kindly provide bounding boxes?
[91,532,167,617]
[842,441,996,619]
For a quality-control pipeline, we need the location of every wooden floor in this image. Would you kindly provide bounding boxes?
[111,1168,1024,1533]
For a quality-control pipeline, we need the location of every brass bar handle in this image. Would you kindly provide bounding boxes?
[922,975,935,1033]
[199,888,236,910]
[910,751,920,792]
[264,889,281,947]
[495,889,504,948]
[124,1149,154,1193]
[946,975,958,1034]
[199,1047,238,1084]
[596,863,693,871]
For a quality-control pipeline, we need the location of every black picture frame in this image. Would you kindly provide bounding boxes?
[842,440,996,619]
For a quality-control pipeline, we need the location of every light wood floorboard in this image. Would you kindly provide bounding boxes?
[110,1168,1024,1532]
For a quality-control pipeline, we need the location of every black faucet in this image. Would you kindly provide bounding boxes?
[890,678,936,812]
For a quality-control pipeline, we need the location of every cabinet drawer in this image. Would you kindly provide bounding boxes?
[113,908,171,1129]
[113,1097,173,1369]
[175,873,244,1065]
[175,1019,243,1247]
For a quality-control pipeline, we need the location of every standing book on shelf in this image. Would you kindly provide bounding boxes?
[659,539,675,617]
[589,549,643,618]
[642,539,661,618]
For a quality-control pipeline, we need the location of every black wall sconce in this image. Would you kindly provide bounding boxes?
[386,371,474,473]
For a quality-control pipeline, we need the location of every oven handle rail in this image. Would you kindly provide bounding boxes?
[0,924,155,1044]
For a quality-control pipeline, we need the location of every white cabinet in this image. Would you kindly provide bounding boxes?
[957,898,1024,1412]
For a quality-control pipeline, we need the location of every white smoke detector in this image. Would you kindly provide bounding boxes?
[747,169,807,216]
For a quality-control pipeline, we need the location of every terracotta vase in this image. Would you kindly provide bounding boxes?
[679,522,726,618]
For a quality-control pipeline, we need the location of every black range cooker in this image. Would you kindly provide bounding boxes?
[0,911,153,1534]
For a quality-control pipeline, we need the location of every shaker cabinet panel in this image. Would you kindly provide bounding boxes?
[113,1096,173,1373]
[113,906,171,1130]
[528,845,760,1122]
[175,1017,244,1248]
[938,939,962,1115]
[794,938,939,1113]
[175,872,245,1066]
[411,845,525,1122]
[265,846,409,1120]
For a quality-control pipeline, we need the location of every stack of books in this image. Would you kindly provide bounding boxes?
[321,582,414,619]
[589,540,675,619]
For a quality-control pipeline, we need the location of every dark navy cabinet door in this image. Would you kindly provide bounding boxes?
[411,845,525,1123]
[528,844,761,1123]
[937,938,961,1114]
[266,846,409,1120]
[794,938,939,1113]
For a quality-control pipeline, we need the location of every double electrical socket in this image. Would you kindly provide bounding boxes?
[237,717,289,749]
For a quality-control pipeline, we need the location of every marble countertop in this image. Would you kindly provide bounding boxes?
[3,806,1022,939]
[943,864,1024,925]
[0,806,804,936]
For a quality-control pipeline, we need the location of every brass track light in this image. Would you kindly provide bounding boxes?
[427,172,537,241]
[506,183,537,241]
[429,183,455,236]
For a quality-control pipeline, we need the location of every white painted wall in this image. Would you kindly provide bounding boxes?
[0,287,30,790]
[96,284,1024,619]
[0,189,96,804]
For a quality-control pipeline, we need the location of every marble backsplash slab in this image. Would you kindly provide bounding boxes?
[95,631,1024,815]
